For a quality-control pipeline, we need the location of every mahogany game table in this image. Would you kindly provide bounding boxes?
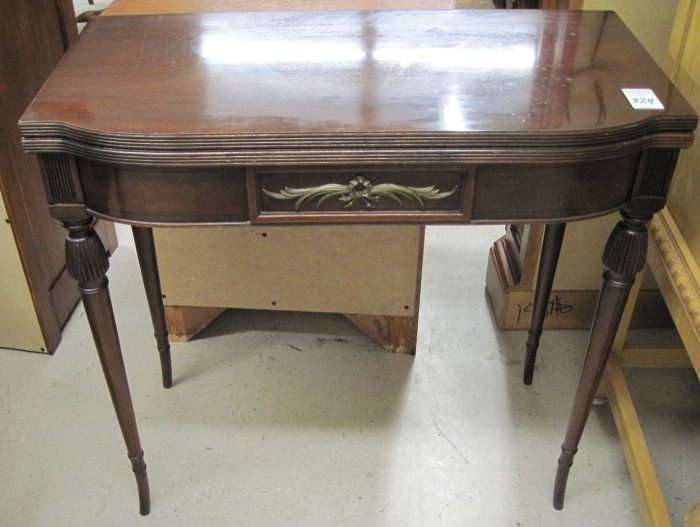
[19,9,697,515]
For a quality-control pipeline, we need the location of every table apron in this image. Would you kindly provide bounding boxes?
[39,152,659,226]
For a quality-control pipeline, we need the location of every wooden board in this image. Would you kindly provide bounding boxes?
[164,306,226,342]
[345,313,419,353]
[604,355,673,527]
[155,225,423,317]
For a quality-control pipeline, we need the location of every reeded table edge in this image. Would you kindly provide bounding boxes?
[19,120,698,167]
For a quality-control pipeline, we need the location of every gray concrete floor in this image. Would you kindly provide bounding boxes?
[1,224,699,526]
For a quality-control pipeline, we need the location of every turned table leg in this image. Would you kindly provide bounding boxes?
[64,218,150,515]
[132,226,172,389]
[553,210,649,510]
[523,222,566,385]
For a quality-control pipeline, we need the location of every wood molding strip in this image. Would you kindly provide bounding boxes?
[648,210,700,376]
[604,354,673,527]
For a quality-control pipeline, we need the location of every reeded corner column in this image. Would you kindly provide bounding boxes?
[553,147,681,510]
[63,217,150,515]
[552,210,649,509]
[36,153,151,515]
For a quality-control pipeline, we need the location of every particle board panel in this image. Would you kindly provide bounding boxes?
[155,226,423,317]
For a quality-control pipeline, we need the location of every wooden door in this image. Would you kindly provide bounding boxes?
[0,0,115,353]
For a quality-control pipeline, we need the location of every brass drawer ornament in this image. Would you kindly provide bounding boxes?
[263,174,457,211]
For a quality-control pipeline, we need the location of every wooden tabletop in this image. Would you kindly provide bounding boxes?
[21,10,696,165]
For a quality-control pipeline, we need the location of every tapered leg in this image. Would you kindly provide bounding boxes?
[553,211,649,510]
[132,226,172,389]
[64,218,150,515]
[523,222,566,385]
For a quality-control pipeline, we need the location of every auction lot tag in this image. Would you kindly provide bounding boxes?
[622,88,665,110]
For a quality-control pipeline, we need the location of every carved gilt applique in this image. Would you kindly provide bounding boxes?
[263,175,457,211]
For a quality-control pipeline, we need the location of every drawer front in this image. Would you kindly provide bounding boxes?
[251,167,473,223]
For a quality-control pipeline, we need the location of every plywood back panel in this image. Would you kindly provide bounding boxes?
[155,226,423,316]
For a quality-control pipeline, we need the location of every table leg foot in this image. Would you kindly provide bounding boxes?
[132,226,173,388]
[157,343,173,389]
[553,445,577,509]
[130,450,150,515]
[523,331,539,385]
[523,222,566,385]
